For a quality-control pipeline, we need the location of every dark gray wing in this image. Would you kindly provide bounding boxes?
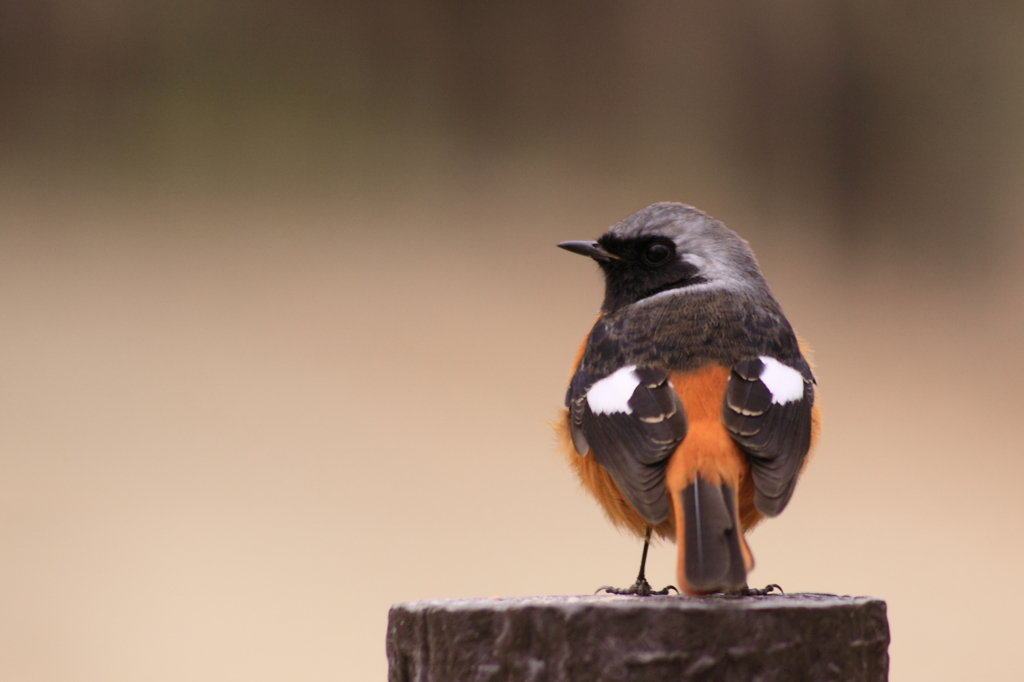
[567,365,687,524]
[722,356,815,517]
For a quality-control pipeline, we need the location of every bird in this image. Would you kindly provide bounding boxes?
[556,202,820,596]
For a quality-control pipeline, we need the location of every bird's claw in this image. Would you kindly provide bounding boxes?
[596,578,678,597]
[738,583,784,596]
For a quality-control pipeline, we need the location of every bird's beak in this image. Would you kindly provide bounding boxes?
[557,240,618,262]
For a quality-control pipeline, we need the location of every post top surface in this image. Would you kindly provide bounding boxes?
[392,593,884,614]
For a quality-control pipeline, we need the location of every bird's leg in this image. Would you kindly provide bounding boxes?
[597,527,678,596]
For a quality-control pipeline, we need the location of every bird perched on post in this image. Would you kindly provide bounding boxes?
[557,203,820,596]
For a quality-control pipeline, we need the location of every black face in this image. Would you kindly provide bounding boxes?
[595,235,707,312]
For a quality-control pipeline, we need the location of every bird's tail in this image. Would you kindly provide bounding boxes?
[671,471,751,594]
[665,366,755,594]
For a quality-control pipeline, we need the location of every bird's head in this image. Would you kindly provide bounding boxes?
[559,202,767,313]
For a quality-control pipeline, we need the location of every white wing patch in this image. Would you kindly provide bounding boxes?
[758,356,805,405]
[586,365,640,415]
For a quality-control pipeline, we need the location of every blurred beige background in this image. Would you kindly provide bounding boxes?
[1,2,1023,680]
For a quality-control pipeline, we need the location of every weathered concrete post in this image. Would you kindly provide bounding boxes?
[387,593,888,681]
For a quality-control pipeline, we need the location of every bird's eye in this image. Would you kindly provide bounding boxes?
[642,241,673,266]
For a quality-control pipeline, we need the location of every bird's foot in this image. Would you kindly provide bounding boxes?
[596,578,678,597]
[737,583,784,596]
